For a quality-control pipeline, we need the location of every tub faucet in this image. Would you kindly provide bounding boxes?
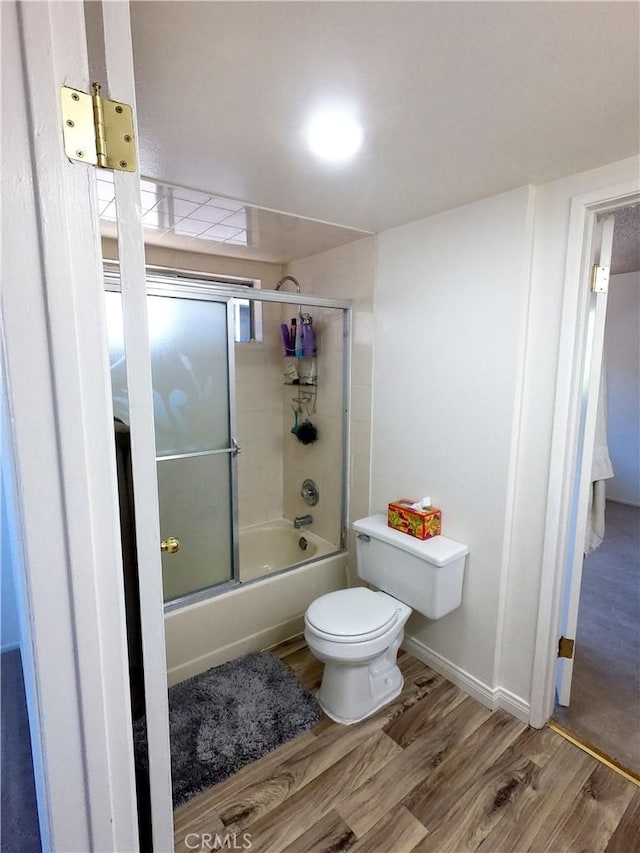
[294,514,313,529]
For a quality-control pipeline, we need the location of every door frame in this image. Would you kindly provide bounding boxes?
[529,179,640,728]
[2,1,143,848]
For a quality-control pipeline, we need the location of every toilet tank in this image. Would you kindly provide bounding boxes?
[353,514,468,620]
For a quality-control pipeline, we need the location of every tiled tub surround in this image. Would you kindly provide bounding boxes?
[104,235,354,574]
[282,304,346,548]
[235,298,348,569]
[284,236,377,579]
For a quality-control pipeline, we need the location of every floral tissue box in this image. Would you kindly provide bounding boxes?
[388,499,442,540]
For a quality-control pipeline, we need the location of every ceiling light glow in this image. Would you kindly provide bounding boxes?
[306,111,363,162]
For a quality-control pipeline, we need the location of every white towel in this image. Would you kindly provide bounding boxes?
[584,355,614,555]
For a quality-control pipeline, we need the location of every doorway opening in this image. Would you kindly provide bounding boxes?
[552,203,640,777]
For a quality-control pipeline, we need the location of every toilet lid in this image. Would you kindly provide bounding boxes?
[306,588,398,639]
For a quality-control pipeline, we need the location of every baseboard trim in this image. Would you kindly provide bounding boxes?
[402,635,494,710]
[493,686,530,724]
[167,615,305,686]
[402,634,530,724]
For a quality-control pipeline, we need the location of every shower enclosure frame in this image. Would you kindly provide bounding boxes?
[104,265,352,612]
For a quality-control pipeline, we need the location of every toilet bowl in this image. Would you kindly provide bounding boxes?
[304,513,468,725]
[304,587,412,724]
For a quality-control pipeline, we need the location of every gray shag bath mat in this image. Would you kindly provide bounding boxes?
[133,651,322,807]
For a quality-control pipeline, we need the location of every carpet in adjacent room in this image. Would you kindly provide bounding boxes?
[1,649,42,853]
[554,501,640,775]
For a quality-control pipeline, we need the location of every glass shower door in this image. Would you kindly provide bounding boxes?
[106,289,237,604]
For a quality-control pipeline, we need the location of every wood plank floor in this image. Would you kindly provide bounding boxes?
[173,638,640,853]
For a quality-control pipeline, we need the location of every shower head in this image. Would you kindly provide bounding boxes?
[275,275,301,294]
[276,275,302,318]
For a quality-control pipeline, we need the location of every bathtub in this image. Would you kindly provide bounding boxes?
[164,519,346,685]
[165,548,348,685]
[239,519,338,582]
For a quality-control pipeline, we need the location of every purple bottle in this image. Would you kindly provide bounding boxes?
[300,313,316,357]
[280,323,294,356]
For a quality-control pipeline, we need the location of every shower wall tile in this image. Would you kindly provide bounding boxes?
[350,419,372,460]
[354,311,375,346]
[284,236,377,576]
[351,344,373,386]
[351,383,372,424]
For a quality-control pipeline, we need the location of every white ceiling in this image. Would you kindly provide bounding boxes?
[130,1,640,234]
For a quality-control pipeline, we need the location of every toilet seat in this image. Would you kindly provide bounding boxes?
[305,588,399,643]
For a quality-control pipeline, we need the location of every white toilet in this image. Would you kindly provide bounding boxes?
[304,513,468,724]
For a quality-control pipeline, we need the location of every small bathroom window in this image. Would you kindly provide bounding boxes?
[144,265,263,343]
[233,298,252,342]
[160,273,260,343]
[232,295,263,344]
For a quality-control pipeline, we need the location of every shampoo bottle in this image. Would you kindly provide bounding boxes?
[300,313,316,357]
[280,323,293,356]
[294,316,303,357]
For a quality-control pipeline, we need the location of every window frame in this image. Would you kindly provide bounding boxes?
[104,260,261,342]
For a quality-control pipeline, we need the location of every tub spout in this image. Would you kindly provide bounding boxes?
[294,514,313,529]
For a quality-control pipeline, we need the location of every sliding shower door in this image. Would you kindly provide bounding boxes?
[106,288,237,604]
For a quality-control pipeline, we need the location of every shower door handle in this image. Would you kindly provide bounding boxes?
[231,438,241,456]
[160,536,180,554]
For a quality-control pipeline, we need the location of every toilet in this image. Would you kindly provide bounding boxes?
[304,513,468,724]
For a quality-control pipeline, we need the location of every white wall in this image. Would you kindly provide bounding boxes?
[372,187,535,693]
[605,271,640,506]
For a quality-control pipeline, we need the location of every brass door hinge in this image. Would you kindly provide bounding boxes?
[590,264,610,293]
[558,636,575,659]
[61,83,136,172]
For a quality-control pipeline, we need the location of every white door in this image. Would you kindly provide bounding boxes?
[556,215,615,706]
[2,1,174,849]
